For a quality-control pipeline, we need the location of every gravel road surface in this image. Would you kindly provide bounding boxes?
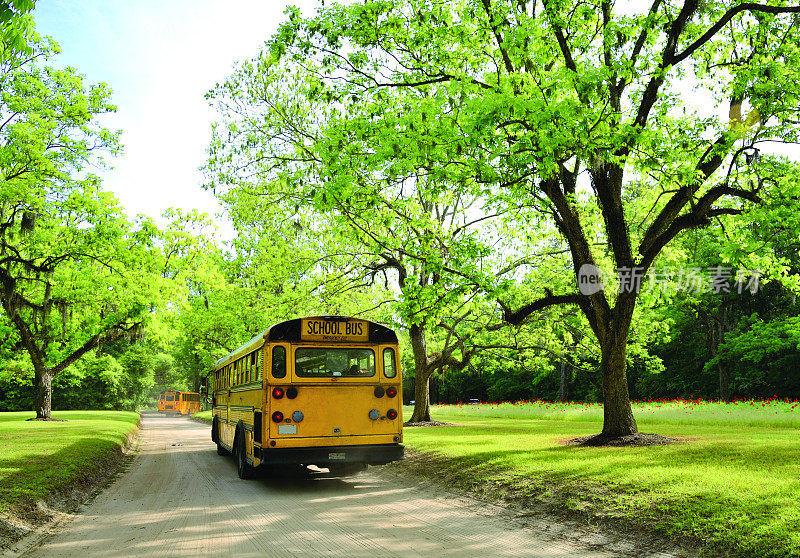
[16,413,632,557]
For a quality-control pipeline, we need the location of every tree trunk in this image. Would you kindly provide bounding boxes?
[34,367,54,419]
[718,363,730,401]
[407,324,432,423]
[600,337,638,436]
[559,358,567,401]
[599,297,638,437]
[717,302,730,401]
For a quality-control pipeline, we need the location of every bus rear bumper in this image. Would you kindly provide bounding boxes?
[256,443,404,466]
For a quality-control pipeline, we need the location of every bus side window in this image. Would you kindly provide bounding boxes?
[272,346,286,378]
[383,348,397,378]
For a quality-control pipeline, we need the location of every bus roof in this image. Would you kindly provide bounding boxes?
[212,316,398,369]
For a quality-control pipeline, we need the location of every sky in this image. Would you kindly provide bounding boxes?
[32,1,799,233]
[34,0,320,234]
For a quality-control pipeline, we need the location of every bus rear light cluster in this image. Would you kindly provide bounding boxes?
[272,387,285,399]
[386,387,397,398]
[387,409,398,420]
[271,411,284,423]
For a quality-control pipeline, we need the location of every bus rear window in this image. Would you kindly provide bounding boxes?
[166,394,175,401]
[272,346,286,378]
[295,348,375,378]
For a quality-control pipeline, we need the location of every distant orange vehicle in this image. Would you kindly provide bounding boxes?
[158,391,201,415]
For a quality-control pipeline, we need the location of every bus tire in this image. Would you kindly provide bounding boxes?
[234,425,254,480]
[212,417,228,455]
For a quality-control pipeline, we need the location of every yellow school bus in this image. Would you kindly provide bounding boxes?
[158,391,201,415]
[209,316,404,479]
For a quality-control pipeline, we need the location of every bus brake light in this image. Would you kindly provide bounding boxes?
[272,387,285,399]
[386,387,397,398]
[387,409,398,420]
[272,411,284,423]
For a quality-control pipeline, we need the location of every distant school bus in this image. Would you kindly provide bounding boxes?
[208,316,404,479]
[158,391,201,415]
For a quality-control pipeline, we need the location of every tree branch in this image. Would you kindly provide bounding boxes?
[672,3,800,65]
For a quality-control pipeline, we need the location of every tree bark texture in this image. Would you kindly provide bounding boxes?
[408,324,432,423]
[599,335,638,436]
[598,294,638,437]
[34,368,54,419]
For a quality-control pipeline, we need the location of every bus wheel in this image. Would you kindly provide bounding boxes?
[235,431,254,480]
[212,417,228,455]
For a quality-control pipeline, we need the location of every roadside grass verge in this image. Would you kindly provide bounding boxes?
[400,400,800,558]
[192,410,212,424]
[0,410,139,545]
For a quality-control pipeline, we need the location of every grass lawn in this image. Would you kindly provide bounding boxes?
[402,399,800,558]
[193,410,212,422]
[0,411,139,514]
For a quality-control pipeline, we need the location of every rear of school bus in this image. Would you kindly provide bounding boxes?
[256,317,404,472]
[159,391,180,413]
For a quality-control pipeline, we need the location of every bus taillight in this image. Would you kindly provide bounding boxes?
[374,386,385,398]
[272,411,284,423]
[386,387,397,398]
[272,387,285,399]
[387,409,398,420]
[287,386,298,399]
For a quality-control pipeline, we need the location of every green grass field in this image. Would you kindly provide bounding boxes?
[0,411,140,514]
[402,399,800,557]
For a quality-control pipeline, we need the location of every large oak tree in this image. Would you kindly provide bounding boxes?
[0,36,163,419]
[242,0,800,438]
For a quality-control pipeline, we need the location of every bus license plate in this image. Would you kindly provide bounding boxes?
[329,452,346,460]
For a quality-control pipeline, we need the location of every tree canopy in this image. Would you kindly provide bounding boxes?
[204,0,800,437]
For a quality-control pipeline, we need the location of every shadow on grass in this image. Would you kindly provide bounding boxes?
[400,434,800,557]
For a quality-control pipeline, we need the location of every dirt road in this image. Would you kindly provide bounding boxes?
[16,413,634,557]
